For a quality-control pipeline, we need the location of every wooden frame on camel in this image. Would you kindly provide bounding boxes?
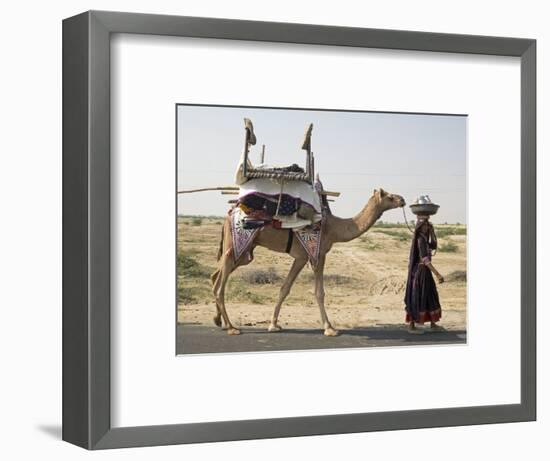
[62,10,536,449]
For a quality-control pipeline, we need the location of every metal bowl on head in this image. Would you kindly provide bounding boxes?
[410,195,440,216]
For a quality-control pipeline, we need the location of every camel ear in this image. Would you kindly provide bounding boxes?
[379,188,387,197]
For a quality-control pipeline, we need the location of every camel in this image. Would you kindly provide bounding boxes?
[210,188,406,336]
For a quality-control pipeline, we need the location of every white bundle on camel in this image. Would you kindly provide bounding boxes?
[232,118,327,229]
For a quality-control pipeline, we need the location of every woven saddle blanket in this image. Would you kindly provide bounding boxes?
[231,207,323,266]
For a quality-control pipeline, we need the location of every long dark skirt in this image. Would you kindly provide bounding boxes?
[405,264,441,323]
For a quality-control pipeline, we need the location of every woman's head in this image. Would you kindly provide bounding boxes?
[420,220,430,235]
[415,218,430,235]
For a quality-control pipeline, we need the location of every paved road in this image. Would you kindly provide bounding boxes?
[177,324,466,354]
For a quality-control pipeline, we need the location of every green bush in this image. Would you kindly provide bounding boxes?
[360,236,381,250]
[434,226,467,238]
[227,282,263,304]
[177,253,210,277]
[439,240,459,253]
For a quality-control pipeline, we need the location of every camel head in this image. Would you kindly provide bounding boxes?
[373,188,406,211]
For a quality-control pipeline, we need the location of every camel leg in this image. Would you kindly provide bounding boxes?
[268,257,308,332]
[212,252,241,335]
[211,251,253,328]
[313,255,339,336]
[210,268,223,327]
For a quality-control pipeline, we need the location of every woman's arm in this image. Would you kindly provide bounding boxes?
[418,237,444,283]
[422,258,444,283]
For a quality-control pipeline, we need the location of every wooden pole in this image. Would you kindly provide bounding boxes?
[302,123,313,184]
[177,186,238,194]
[177,186,339,197]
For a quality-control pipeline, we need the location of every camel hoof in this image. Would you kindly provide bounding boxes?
[227,328,241,336]
[324,327,339,337]
[267,324,282,333]
[213,315,222,327]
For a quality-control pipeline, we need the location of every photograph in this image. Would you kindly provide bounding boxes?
[176,104,467,354]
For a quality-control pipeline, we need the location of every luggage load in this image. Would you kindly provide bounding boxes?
[238,177,323,229]
[234,119,326,229]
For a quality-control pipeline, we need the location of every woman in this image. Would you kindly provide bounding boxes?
[404,218,444,333]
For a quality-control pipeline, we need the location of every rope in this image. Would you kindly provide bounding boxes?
[274,179,285,216]
[402,207,415,233]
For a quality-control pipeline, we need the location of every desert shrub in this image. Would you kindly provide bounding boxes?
[439,240,459,253]
[227,282,263,304]
[240,267,282,284]
[191,217,203,226]
[446,270,467,282]
[374,221,411,229]
[178,286,200,304]
[177,278,212,304]
[303,273,354,286]
[360,235,381,250]
[178,288,196,304]
[177,253,210,277]
[375,229,410,242]
[434,226,467,238]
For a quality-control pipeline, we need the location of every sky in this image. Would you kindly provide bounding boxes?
[177,105,467,224]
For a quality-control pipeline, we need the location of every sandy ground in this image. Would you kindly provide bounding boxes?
[177,217,467,332]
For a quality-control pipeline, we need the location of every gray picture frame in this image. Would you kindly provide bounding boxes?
[62,10,536,450]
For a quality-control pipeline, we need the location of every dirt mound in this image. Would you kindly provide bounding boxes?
[446,270,467,282]
[368,275,406,295]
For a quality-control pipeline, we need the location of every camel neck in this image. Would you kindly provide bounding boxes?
[330,198,382,243]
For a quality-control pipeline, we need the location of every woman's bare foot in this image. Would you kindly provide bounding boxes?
[408,322,424,334]
[428,323,445,332]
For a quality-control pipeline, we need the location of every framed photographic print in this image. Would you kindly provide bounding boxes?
[62,10,536,449]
